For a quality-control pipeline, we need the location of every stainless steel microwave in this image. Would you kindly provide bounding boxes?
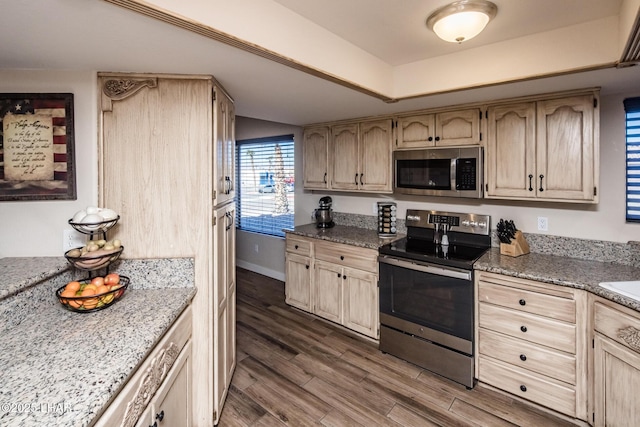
[394,146,483,198]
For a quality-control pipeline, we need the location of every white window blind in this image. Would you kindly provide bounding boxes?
[625,98,640,222]
[236,135,294,237]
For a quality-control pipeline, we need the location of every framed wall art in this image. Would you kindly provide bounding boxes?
[0,93,76,201]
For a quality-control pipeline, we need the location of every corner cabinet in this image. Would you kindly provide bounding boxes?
[98,73,236,426]
[285,234,379,339]
[395,108,481,149]
[592,298,640,426]
[475,272,589,422]
[485,91,599,203]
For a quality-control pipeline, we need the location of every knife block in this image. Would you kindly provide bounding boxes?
[500,231,530,257]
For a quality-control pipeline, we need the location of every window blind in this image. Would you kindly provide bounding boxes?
[625,97,640,222]
[235,135,294,237]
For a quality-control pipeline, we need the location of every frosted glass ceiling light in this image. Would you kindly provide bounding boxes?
[427,0,497,43]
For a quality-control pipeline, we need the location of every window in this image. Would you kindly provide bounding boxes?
[235,135,294,237]
[625,97,640,222]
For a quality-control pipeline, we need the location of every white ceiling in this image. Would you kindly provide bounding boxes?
[0,0,639,125]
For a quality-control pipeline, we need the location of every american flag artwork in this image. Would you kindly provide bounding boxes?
[0,93,76,200]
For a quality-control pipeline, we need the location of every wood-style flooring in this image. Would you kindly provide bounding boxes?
[219,268,577,426]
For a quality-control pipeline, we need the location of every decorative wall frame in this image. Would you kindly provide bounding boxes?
[0,93,76,201]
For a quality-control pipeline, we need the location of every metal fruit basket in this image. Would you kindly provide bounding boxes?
[56,276,130,313]
[64,246,124,271]
[68,216,120,235]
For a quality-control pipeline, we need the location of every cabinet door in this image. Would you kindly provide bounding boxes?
[536,95,595,201]
[225,204,237,387]
[303,127,330,189]
[331,124,359,190]
[314,260,343,324]
[285,253,312,311]
[486,102,536,198]
[593,335,640,427]
[435,108,481,146]
[359,119,393,192]
[342,267,378,338]
[396,114,435,149]
[214,89,235,207]
[150,341,192,427]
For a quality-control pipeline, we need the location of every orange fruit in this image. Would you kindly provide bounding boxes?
[82,297,98,310]
[60,289,82,308]
[64,281,81,293]
[81,288,96,297]
[95,284,109,295]
[83,283,98,293]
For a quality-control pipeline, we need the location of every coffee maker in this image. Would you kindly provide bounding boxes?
[314,196,335,228]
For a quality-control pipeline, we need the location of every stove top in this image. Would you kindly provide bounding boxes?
[378,209,491,270]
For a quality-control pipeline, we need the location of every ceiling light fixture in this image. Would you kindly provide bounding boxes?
[427,0,498,44]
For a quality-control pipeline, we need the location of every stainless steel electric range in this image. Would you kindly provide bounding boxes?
[378,209,491,388]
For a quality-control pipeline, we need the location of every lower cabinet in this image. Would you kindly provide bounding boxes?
[95,306,192,427]
[285,234,379,339]
[475,272,588,421]
[593,298,640,426]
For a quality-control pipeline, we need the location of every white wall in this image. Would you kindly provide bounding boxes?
[0,70,98,258]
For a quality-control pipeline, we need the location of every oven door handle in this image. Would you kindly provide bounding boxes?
[378,256,471,281]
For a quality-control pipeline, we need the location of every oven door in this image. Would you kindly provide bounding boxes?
[378,256,474,355]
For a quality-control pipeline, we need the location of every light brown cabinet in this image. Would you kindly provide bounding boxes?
[395,108,481,149]
[302,126,330,190]
[98,73,235,425]
[331,119,393,193]
[486,92,598,203]
[593,299,640,426]
[285,234,379,339]
[475,272,588,421]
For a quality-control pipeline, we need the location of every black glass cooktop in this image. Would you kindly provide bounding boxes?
[379,236,489,270]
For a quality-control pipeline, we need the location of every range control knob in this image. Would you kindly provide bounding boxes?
[477,221,487,228]
[469,221,478,227]
[461,220,471,226]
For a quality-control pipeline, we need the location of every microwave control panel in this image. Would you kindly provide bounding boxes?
[456,158,477,190]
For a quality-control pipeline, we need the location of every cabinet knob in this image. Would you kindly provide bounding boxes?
[295,244,299,249]
[435,136,440,141]
[337,273,341,278]
[519,299,526,306]
[520,354,527,361]
[520,326,528,333]
[343,275,347,280]
[156,410,164,421]
[520,385,527,392]
[340,255,344,260]
[428,136,433,142]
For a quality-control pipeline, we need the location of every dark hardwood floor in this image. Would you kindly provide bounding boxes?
[219,268,577,426]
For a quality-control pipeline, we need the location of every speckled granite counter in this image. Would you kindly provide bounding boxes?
[475,248,640,312]
[0,257,196,427]
[0,257,70,301]
[285,223,404,249]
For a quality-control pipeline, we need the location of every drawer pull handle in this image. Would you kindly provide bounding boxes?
[520,385,527,392]
[337,273,341,278]
[156,410,165,421]
[520,326,527,333]
[340,256,345,260]
[295,244,299,249]
[305,265,309,270]
[343,275,347,280]
[519,354,527,361]
[519,299,526,306]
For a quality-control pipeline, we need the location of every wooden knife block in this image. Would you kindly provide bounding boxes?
[500,231,530,257]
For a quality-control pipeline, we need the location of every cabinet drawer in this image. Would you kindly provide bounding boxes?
[478,355,576,417]
[479,303,575,353]
[315,241,377,273]
[479,328,576,385]
[594,301,640,352]
[478,275,575,323]
[286,235,312,257]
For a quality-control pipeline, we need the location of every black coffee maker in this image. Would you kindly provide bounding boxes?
[315,196,335,228]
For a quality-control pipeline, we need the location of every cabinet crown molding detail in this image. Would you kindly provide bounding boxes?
[121,342,180,427]
[103,78,158,101]
[618,326,640,353]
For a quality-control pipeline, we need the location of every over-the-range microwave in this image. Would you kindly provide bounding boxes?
[394,146,483,198]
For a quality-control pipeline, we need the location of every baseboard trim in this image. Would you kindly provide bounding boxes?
[236,260,285,282]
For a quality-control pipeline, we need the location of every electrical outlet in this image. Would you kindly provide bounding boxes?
[537,217,548,231]
[63,229,85,251]
[254,243,259,253]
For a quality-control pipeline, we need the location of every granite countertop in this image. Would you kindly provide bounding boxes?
[0,257,196,427]
[0,257,70,301]
[285,223,404,250]
[475,248,640,312]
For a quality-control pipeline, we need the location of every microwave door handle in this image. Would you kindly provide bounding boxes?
[450,158,457,191]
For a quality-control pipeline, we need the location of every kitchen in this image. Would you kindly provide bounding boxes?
[2,0,640,426]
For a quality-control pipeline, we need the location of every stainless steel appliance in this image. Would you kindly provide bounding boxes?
[378,209,491,388]
[314,196,335,228]
[394,146,483,198]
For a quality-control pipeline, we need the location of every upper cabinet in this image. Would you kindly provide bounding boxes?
[213,87,236,207]
[486,92,599,203]
[302,126,330,190]
[331,119,393,193]
[395,108,481,149]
